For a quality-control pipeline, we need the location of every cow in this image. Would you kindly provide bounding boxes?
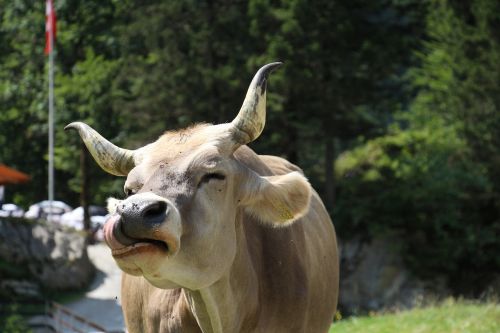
[66,63,339,333]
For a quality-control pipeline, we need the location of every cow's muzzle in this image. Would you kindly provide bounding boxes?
[104,193,181,257]
[117,198,168,246]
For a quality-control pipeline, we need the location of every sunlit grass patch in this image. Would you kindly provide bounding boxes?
[330,299,500,333]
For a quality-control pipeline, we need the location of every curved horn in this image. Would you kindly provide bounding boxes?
[64,122,135,176]
[231,62,282,145]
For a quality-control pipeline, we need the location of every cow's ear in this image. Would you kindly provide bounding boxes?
[241,171,312,226]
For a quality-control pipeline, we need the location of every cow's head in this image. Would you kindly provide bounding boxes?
[66,63,312,290]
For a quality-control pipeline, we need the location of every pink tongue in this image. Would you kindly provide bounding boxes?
[104,214,128,250]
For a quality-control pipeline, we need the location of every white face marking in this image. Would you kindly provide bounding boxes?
[107,197,121,214]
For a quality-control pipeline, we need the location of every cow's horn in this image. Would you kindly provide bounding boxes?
[231,62,282,145]
[65,122,136,176]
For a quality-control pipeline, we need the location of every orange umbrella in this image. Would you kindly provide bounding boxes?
[0,164,30,185]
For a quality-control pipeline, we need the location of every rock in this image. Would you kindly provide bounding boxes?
[338,237,426,314]
[0,218,95,298]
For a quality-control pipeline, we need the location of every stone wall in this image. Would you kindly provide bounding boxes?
[338,237,429,315]
[0,218,95,299]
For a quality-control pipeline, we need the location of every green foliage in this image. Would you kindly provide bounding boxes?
[247,0,427,209]
[0,304,32,333]
[0,1,49,207]
[335,120,493,286]
[56,50,123,200]
[112,0,255,142]
[335,0,500,292]
[330,299,500,333]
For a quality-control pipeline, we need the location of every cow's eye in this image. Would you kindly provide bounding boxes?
[198,173,226,187]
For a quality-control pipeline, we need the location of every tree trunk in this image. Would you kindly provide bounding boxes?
[80,142,91,244]
[324,136,335,212]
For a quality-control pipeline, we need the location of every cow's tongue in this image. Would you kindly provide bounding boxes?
[104,214,137,250]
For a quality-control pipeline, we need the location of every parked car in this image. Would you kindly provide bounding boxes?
[60,205,108,231]
[24,200,72,222]
[0,203,25,218]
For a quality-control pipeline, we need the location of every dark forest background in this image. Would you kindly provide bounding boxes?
[1,0,499,295]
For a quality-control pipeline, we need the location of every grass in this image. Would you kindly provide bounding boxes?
[329,299,500,333]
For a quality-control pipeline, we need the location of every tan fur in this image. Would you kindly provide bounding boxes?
[143,123,231,166]
[115,141,338,333]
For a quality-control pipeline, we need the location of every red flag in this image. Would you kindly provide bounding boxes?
[44,0,56,55]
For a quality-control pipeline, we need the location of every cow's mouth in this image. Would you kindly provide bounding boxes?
[104,214,169,257]
[111,240,169,258]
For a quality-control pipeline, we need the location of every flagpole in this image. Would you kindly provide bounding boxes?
[48,16,55,222]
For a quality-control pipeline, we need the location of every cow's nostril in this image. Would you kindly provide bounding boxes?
[142,201,168,221]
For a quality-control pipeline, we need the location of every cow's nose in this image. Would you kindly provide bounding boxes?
[118,199,169,240]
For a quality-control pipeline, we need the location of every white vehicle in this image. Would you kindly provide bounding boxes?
[0,203,25,218]
[60,205,108,231]
[24,200,72,223]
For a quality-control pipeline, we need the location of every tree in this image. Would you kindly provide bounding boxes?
[335,0,500,294]
[110,0,256,146]
[247,0,427,211]
[0,1,52,206]
[408,0,500,292]
[0,1,127,221]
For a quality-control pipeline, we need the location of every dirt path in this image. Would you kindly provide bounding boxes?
[66,243,125,332]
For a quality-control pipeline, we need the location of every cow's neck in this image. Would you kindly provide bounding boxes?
[184,218,259,333]
[184,277,241,333]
